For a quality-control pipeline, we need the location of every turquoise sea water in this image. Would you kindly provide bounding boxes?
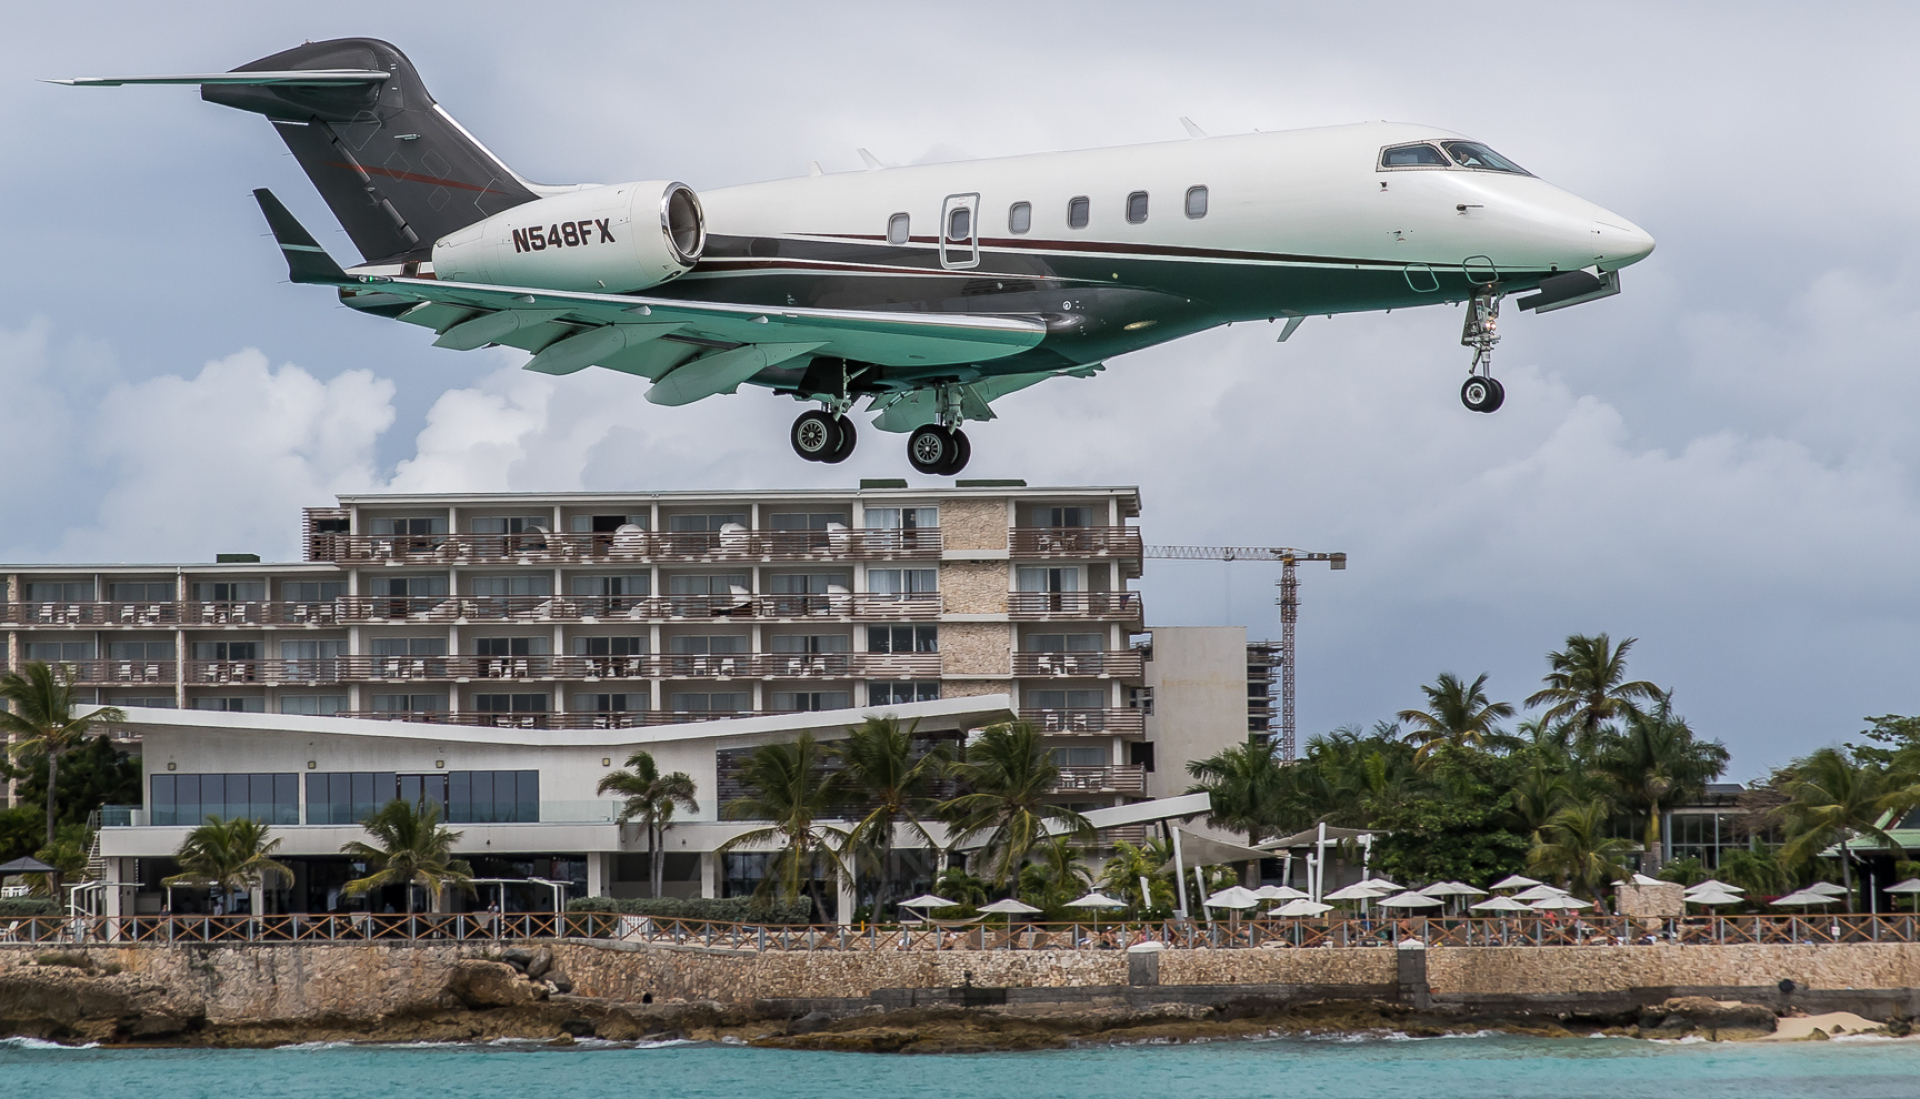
[5,1034,1920,1099]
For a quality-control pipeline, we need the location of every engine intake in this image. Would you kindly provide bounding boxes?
[432,180,704,292]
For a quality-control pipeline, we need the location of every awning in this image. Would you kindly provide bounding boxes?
[1174,827,1273,866]
[1258,825,1384,850]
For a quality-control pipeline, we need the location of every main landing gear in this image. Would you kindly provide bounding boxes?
[907,423,971,476]
[1459,288,1506,414]
[790,409,857,464]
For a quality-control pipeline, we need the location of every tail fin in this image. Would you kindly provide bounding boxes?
[203,38,539,265]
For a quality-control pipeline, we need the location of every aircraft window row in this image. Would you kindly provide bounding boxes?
[1378,140,1531,175]
[894,185,1212,243]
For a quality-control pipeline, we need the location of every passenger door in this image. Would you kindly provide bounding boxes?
[940,192,980,270]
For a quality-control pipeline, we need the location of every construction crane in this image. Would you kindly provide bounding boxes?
[1141,546,1347,760]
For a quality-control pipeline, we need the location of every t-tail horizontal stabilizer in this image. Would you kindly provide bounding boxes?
[252,189,351,286]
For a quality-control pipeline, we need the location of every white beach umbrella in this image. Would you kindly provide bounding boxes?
[1613,873,1664,887]
[1273,898,1334,917]
[1355,876,1402,890]
[1883,878,1920,894]
[1490,874,1541,891]
[1687,878,1745,895]
[1772,889,1838,907]
[1422,881,1488,897]
[1530,895,1594,910]
[1804,882,1849,897]
[1511,884,1570,902]
[897,893,957,910]
[1254,884,1310,901]
[1324,882,1392,902]
[1065,891,1127,909]
[1469,896,1535,913]
[1204,886,1262,909]
[1378,890,1445,909]
[1685,889,1744,907]
[978,898,1042,915]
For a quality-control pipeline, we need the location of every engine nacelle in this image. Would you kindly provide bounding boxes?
[431,180,704,292]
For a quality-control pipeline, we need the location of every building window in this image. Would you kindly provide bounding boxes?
[769,633,850,654]
[668,635,747,655]
[1067,196,1090,229]
[369,575,449,598]
[25,641,95,662]
[305,770,539,825]
[868,625,938,653]
[109,581,175,601]
[370,637,447,657]
[1008,202,1031,233]
[152,773,298,826]
[1049,746,1106,767]
[191,697,265,712]
[471,575,553,597]
[574,692,647,713]
[772,690,850,712]
[1126,191,1149,224]
[568,512,648,533]
[280,695,346,716]
[1016,566,1081,593]
[1025,632,1102,652]
[191,641,260,661]
[573,636,648,656]
[282,580,345,602]
[1027,689,1105,709]
[372,693,446,713]
[192,581,265,603]
[475,636,550,657]
[769,511,848,531]
[471,516,545,535]
[110,640,175,660]
[667,573,749,595]
[571,574,650,597]
[887,212,910,244]
[768,572,849,595]
[868,681,939,706]
[112,695,174,709]
[864,507,937,530]
[670,691,748,713]
[666,513,745,533]
[278,640,345,678]
[369,516,447,537]
[27,581,95,603]
[867,568,937,594]
[473,694,549,727]
[1185,185,1208,218]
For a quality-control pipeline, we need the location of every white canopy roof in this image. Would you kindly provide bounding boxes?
[1378,890,1444,908]
[1884,878,1920,894]
[897,893,957,908]
[1804,882,1849,896]
[1490,874,1541,890]
[1272,899,1334,917]
[1065,891,1127,909]
[1685,889,1744,906]
[1254,884,1310,901]
[1469,896,1535,912]
[978,898,1042,915]
[1420,881,1488,897]
[1511,884,1570,902]
[1324,882,1392,902]
[1686,878,1745,894]
[1531,895,1594,910]
[1204,886,1263,909]
[1772,889,1839,906]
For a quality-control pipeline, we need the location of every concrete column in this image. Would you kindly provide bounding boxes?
[836,874,855,928]
[585,851,610,899]
[699,851,718,899]
[104,858,126,919]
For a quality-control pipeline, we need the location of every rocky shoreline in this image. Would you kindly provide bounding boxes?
[0,947,1890,1051]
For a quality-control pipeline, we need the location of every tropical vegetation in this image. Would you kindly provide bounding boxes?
[165,815,294,912]
[597,749,698,899]
[340,798,474,914]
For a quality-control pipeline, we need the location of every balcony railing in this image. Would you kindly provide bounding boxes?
[1011,651,1145,678]
[305,527,943,564]
[341,709,761,729]
[1050,765,1147,794]
[1006,592,1143,621]
[178,651,942,685]
[12,659,177,685]
[1010,526,1142,560]
[1020,707,1146,735]
[6,593,947,628]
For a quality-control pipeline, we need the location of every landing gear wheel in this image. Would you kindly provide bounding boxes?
[908,424,960,475]
[939,428,971,475]
[1461,375,1505,413]
[820,415,857,464]
[790,410,842,461]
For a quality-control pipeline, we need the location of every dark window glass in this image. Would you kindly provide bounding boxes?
[449,771,472,823]
[1067,196,1090,229]
[516,771,539,823]
[1126,191,1148,224]
[1380,143,1449,168]
[1185,186,1208,219]
[1440,140,1530,175]
[151,774,176,826]
[947,206,971,241]
[1009,202,1031,233]
[886,212,909,245]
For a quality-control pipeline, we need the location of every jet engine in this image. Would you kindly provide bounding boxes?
[432,181,704,292]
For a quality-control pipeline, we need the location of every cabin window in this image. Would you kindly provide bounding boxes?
[1126,191,1149,224]
[1067,196,1090,229]
[1378,143,1449,169]
[1185,185,1208,219]
[947,206,971,241]
[887,212,910,244]
[1008,202,1031,233]
[1441,141,1531,176]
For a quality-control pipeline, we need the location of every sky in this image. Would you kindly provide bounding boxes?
[3,2,1917,777]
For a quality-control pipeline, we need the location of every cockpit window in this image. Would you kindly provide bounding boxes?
[1441,141,1531,175]
[1379,143,1449,169]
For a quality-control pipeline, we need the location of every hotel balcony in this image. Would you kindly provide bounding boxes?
[178,651,942,686]
[16,659,177,686]
[1019,707,1146,736]
[1006,592,1143,622]
[303,527,943,565]
[5,593,948,629]
[1009,525,1143,570]
[1010,651,1145,678]
[1049,764,1147,795]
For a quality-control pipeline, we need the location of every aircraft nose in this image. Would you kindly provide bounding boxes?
[1593,217,1655,270]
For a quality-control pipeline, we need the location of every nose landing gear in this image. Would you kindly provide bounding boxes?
[1459,289,1506,414]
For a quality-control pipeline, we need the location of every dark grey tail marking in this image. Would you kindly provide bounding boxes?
[253,188,350,285]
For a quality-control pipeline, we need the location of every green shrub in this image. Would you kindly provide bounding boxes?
[0,898,58,917]
[565,895,813,925]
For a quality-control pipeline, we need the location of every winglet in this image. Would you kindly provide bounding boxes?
[1179,117,1208,139]
[252,188,351,285]
[857,148,885,170]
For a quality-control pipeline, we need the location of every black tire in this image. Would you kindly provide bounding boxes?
[1484,377,1506,412]
[1461,376,1501,413]
[790,410,841,460]
[938,428,971,475]
[820,415,857,464]
[907,425,955,475]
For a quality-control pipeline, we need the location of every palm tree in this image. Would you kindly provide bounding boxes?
[341,798,474,914]
[1186,737,1288,846]
[1528,800,1637,904]
[0,662,125,896]
[1098,838,1175,916]
[597,750,698,899]
[830,716,953,911]
[940,722,1091,891]
[164,815,293,913]
[1525,634,1664,742]
[1780,747,1904,905]
[719,733,846,922]
[1397,672,1515,766]
[1506,746,1578,843]
[1593,698,1729,871]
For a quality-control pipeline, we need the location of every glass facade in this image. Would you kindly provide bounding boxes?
[304,770,540,824]
[151,773,298,826]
